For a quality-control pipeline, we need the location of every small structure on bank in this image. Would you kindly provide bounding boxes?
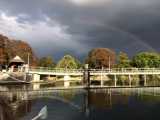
[9,56,25,72]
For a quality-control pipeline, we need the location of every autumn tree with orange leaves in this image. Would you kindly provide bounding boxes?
[85,48,116,69]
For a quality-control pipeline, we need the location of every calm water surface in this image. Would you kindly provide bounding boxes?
[0,85,160,120]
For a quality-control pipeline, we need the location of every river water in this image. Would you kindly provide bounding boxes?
[0,84,160,120]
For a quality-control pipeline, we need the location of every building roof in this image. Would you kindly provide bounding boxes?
[10,56,25,63]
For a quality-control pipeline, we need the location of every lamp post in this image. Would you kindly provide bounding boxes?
[25,53,30,75]
[28,53,30,67]
[101,66,103,86]
[108,56,111,71]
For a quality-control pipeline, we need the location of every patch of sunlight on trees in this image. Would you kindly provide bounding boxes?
[56,55,81,69]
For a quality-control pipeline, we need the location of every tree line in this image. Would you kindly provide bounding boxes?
[38,48,160,69]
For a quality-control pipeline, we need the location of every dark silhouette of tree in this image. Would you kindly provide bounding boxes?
[85,48,116,69]
[38,56,55,68]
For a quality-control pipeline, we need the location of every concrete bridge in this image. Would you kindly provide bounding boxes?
[28,67,160,87]
[29,67,160,76]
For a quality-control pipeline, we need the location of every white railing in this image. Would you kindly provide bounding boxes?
[29,67,160,74]
[29,67,83,73]
[90,68,160,73]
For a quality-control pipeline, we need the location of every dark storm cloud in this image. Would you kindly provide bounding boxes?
[0,0,160,60]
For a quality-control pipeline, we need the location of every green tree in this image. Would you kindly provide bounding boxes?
[85,48,116,69]
[38,56,55,68]
[117,52,131,68]
[56,55,81,69]
[131,52,160,68]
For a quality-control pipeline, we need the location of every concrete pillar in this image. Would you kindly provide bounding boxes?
[101,79,104,87]
[83,64,90,87]
[32,74,40,82]
[100,71,103,87]
[25,64,29,73]
[114,75,117,87]
[48,75,51,80]
[129,74,132,87]
[144,74,147,86]
[64,75,71,88]
[33,84,40,90]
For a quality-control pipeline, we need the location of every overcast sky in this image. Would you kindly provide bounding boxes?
[0,0,160,60]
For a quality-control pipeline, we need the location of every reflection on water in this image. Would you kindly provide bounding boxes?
[0,85,160,120]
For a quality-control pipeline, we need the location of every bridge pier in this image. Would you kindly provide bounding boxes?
[144,75,147,86]
[129,74,132,87]
[100,71,104,87]
[32,74,40,82]
[64,75,71,88]
[101,79,104,87]
[114,75,117,87]
[83,64,90,88]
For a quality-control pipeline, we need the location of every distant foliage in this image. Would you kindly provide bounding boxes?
[85,48,116,69]
[38,56,55,68]
[131,52,160,68]
[117,52,131,68]
[0,34,37,66]
[56,55,81,69]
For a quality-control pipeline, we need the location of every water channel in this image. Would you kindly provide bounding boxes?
[0,84,160,120]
